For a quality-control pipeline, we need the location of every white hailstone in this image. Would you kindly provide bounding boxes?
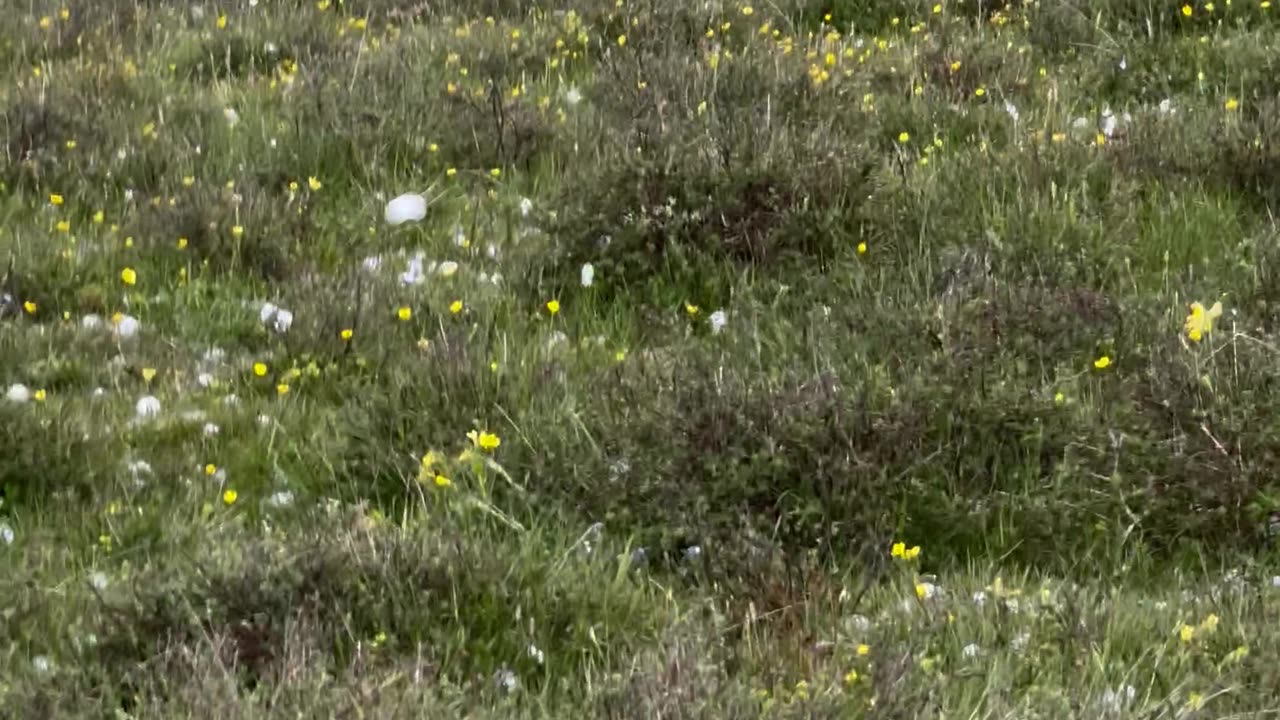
[489,272,503,286]
[32,656,51,674]
[580,263,595,287]
[1271,576,1280,588]
[972,590,988,607]
[269,138,277,149]
[849,614,871,632]
[1010,632,1030,651]
[0,522,14,544]
[264,42,279,55]
[962,643,980,658]
[385,193,428,225]
[257,414,273,427]
[486,243,498,259]
[528,644,545,665]
[81,314,103,331]
[452,226,467,246]
[123,188,134,201]
[1003,100,1020,124]
[709,309,728,334]
[115,315,141,339]
[89,572,109,591]
[1158,98,1175,116]
[519,197,534,217]
[127,460,152,478]
[1118,55,1127,71]
[223,107,240,126]
[1101,108,1118,138]
[6,384,31,403]
[266,490,294,508]
[259,302,279,325]
[273,308,293,334]
[362,255,383,273]
[565,87,582,106]
[400,256,426,286]
[494,668,519,693]
[197,372,214,388]
[135,396,161,419]
[91,387,106,397]
[437,260,459,278]
[223,394,240,406]
[547,330,569,349]
[684,545,703,561]
[203,423,221,437]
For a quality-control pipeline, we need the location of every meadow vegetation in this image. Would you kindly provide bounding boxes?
[3,0,1280,716]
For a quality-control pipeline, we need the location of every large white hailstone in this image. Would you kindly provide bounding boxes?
[6,384,31,403]
[223,107,240,126]
[709,309,728,334]
[135,395,162,419]
[273,308,294,334]
[259,302,279,325]
[115,315,141,339]
[580,263,595,287]
[385,193,428,225]
[81,314,103,331]
[437,260,459,278]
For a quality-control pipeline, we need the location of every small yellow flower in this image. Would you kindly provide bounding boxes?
[914,582,929,599]
[121,267,137,286]
[1225,97,1240,112]
[33,389,47,402]
[1199,613,1219,634]
[617,34,627,46]
[434,474,452,487]
[685,302,700,316]
[308,176,322,191]
[182,176,195,187]
[177,237,188,249]
[857,242,868,255]
[546,299,561,315]
[446,167,458,178]
[1054,391,1066,405]
[856,644,870,656]
[898,131,910,143]
[23,301,37,315]
[1093,355,1111,370]
[1179,623,1196,643]
[397,306,412,321]
[222,489,237,505]
[92,210,104,224]
[340,328,354,341]
[39,15,52,29]
[231,225,244,238]
[904,545,921,560]
[478,432,500,451]
[141,368,157,383]
[449,299,464,314]
[490,167,502,178]
[217,14,227,29]
[50,193,64,206]
[205,463,218,476]
[277,383,290,396]
[253,362,268,377]
[891,541,906,558]
[741,5,754,15]
[975,87,986,97]
[1182,3,1193,15]
[843,669,858,684]
[55,220,71,233]
[1186,692,1204,711]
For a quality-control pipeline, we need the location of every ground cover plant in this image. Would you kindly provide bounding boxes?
[3,0,1280,717]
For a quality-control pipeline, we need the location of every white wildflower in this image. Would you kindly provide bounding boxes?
[962,643,980,658]
[494,667,519,693]
[528,644,544,665]
[259,302,279,325]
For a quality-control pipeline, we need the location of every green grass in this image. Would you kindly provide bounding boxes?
[3,0,1280,716]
